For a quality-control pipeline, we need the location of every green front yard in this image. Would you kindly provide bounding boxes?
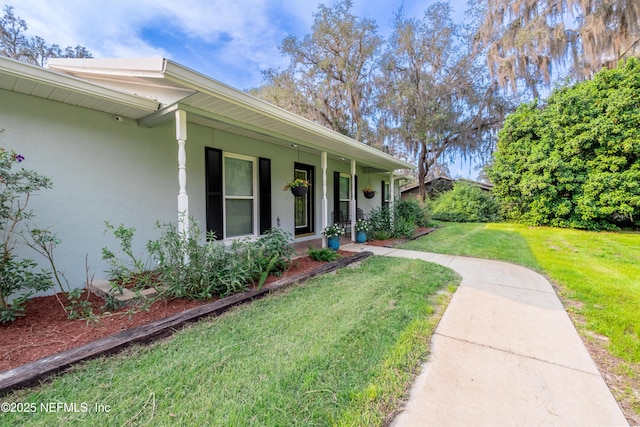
[3,257,459,426]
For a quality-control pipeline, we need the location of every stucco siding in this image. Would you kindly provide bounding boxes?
[2,88,398,293]
[2,88,177,289]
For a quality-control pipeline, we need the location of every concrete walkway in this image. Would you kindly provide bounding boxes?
[342,243,629,427]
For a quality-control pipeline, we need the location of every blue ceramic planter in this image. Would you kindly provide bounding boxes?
[327,236,340,251]
[356,230,367,243]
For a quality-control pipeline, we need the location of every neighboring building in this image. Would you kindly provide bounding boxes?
[0,56,412,289]
[401,176,493,200]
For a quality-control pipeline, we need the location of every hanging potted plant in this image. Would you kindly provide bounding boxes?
[362,186,375,199]
[322,223,344,251]
[354,219,371,243]
[283,178,310,196]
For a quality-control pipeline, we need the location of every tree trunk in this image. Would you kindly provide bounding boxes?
[418,144,428,201]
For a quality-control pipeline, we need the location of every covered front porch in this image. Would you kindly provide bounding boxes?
[46,57,414,246]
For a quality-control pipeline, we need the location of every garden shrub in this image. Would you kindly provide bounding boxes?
[0,145,54,322]
[307,246,341,262]
[104,219,294,301]
[431,182,501,222]
[395,199,431,227]
[368,200,429,239]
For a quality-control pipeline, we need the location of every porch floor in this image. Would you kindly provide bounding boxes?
[292,236,353,257]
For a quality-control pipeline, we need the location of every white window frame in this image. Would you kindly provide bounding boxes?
[222,152,258,239]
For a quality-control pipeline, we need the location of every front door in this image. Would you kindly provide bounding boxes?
[294,162,314,235]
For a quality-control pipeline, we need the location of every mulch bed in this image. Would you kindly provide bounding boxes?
[0,227,437,395]
[0,251,372,396]
[0,252,355,374]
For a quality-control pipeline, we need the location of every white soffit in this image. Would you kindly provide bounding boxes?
[0,56,158,119]
[161,60,414,171]
[37,57,414,171]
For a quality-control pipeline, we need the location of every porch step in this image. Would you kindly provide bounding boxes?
[89,280,158,305]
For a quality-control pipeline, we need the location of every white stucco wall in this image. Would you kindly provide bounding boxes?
[3,89,177,291]
[2,88,397,294]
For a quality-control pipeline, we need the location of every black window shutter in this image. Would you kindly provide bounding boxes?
[355,174,358,210]
[381,180,386,207]
[205,147,223,239]
[333,171,340,223]
[259,157,271,234]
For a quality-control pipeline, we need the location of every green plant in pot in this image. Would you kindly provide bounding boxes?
[322,224,344,251]
[354,219,370,243]
[283,178,310,196]
[362,186,375,199]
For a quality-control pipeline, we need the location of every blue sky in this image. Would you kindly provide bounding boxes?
[6,0,467,89]
[6,0,476,177]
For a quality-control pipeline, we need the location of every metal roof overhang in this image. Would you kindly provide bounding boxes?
[0,56,159,119]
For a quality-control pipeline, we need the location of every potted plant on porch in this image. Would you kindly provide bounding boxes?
[283,178,310,196]
[322,224,344,251]
[362,186,375,199]
[354,219,371,243]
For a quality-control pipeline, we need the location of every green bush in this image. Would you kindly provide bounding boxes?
[368,199,430,239]
[103,219,294,301]
[488,58,640,230]
[0,145,54,322]
[395,199,431,227]
[431,182,501,222]
[307,246,341,262]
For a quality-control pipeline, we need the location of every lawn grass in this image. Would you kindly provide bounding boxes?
[400,222,640,418]
[3,256,459,426]
[401,222,541,270]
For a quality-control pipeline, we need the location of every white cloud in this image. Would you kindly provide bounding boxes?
[4,0,319,87]
[2,0,465,88]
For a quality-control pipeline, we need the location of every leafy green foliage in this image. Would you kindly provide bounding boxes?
[431,182,501,222]
[102,222,155,297]
[0,144,53,322]
[368,199,430,239]
[395,199,431,227]
[104,219,294,301]
[307,246,341,262]
[489,58,640,230]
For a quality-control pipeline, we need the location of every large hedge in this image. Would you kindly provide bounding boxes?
[488,58,640,230]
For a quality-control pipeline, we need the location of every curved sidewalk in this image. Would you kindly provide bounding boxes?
[343,243,628,426]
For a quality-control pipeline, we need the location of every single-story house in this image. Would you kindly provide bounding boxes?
[401,176,493,200]
[0,56,413,289]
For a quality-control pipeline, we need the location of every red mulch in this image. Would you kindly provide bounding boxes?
[0,254,350,373]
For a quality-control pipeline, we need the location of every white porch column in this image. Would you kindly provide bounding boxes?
[351,160,356,241]
[389,171,395,227]
[321,151,328,248]
[176,110,189,234]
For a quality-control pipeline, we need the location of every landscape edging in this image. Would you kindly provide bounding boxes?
[0,251,373,396]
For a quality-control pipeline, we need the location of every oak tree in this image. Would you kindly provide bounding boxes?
[476,0,640,97]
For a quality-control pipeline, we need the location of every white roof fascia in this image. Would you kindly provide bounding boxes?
[44,57,414,171]
[161,60,414,171]
[47,57,167,78]
[1,56,159,112]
